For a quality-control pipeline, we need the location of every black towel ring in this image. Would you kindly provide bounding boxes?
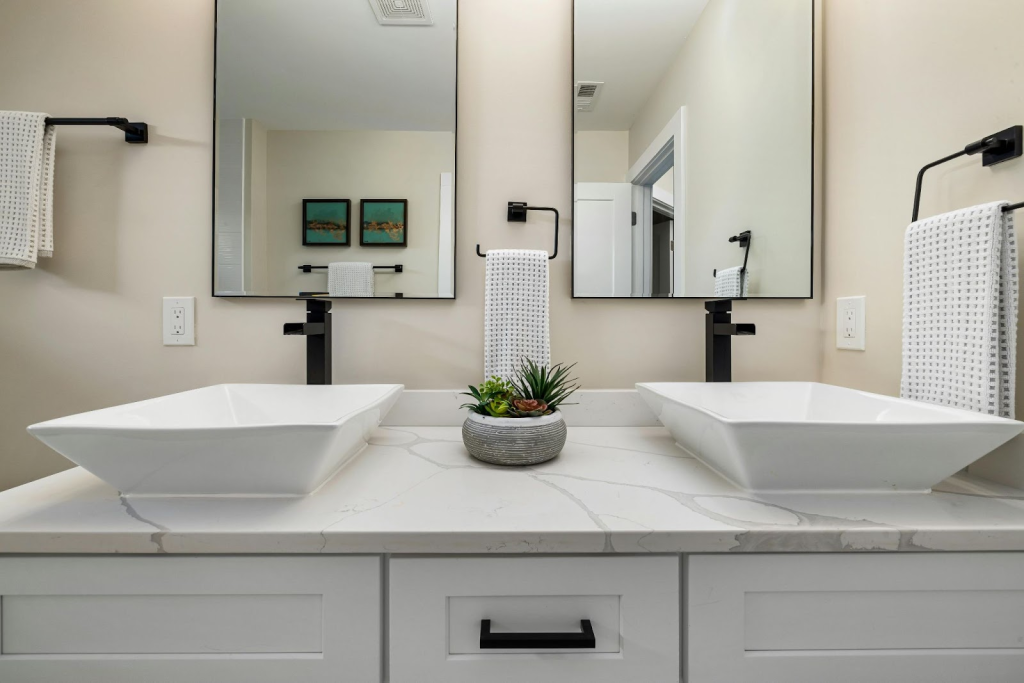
[476,202,558,260]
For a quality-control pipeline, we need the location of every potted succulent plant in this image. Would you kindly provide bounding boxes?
[460,360,579,466]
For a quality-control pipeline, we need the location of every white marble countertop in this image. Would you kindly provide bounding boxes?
[3,426,1024,555]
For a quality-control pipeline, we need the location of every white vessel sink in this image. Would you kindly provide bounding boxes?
[636,382,1024,493]
[28,384,403,497]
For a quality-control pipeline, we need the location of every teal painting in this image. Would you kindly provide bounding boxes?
[360,199,408,247]
[303,199,350,246]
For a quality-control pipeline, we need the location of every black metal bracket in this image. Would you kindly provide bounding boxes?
[298,264,402,273]
[976,126,1022,166]
[44,117,149,144]
[479,619,596,649]
[911,125,1023,221]
[476,202,559,259]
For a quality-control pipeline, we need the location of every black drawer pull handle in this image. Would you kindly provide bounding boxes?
[479,619,596,649]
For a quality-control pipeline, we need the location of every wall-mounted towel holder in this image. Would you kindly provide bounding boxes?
[299,291,404,298]
[911,125,1023,221]
[476,202,559,259]
[44,117,148,144]
[713,230,752,278]
[298,264,403,273]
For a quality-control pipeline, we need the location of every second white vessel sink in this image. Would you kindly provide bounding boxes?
[637,382,1024,493]
[28,384,403,497]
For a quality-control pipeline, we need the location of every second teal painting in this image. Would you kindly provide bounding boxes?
[360,199,408,247]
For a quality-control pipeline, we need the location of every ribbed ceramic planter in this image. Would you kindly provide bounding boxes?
[462,412,567,466]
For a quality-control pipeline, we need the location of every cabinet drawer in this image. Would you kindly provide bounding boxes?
[389,555,679,683]
[688,553,1024,683]
[0,556,381,683]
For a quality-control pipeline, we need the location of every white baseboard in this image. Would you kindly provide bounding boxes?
[381,390,658,427]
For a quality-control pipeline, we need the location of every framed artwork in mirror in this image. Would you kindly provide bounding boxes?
[302,199,350,246]
[360,199,408,247]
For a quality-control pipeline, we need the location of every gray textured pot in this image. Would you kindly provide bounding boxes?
[462,412,567,466]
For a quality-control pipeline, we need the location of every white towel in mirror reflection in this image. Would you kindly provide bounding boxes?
[328,262,374,297]
[714,266,748,298]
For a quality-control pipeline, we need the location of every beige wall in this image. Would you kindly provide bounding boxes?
[264,130,454,296]
[820,0,1024,486]
[0,0,821,492]
[629,0,813,298]
[573,130,628,183]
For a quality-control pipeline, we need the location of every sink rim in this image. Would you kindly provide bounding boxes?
[637,381,1024,493]
[27,383,405,436]
[636,381,1023,429]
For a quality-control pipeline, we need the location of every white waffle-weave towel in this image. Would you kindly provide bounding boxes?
[902,201,1018,418]
[484,249,550,380]
[328,262,374,297]
[0,112,56,269]
[714,266,748,297]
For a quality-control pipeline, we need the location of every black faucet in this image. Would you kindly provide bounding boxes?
[284,298,332,385]
[705,299,755,382]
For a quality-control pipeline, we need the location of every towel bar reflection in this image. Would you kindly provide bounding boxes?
[44,117,148,144]
[713,230,752,282]
[298,264,403,273]
[476,202,559,259]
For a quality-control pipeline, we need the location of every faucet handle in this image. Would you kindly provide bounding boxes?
[705,298,744,313]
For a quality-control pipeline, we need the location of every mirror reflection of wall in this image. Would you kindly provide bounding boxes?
[573,0,813,299]
[214,0,457,299]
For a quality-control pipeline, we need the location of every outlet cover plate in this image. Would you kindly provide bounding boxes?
[836,296,865,351]
[163,297,195,346]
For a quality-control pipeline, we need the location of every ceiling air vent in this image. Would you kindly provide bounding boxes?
[575,81,603,112]
[369,0,433,26]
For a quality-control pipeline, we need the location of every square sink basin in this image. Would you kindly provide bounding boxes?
[28,384,403,497]
[637,382,1024,493]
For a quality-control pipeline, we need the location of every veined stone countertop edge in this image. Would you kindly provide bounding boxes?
[2,425,1024,555]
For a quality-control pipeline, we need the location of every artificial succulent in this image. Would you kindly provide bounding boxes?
[461,360,579,418]
[460,375,515,416]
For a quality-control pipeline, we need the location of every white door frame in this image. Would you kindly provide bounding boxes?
[627,107,686,297]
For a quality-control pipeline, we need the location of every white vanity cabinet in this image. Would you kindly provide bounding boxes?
[5,552,1024,683]
[0,556,382,683]
[687,553,1024,682]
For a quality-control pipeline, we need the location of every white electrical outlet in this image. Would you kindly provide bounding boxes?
[836,296,865,350]
[163,297,195,346]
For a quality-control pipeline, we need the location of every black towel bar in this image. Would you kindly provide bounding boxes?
[476,202,559,259]
[911,126,1022,221]
[44,117,148,144]
[297,264,402,273]
[713,231,752,294]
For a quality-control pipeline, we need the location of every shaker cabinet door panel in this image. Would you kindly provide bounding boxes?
[688,553,1024,683]
[0,556,381,683]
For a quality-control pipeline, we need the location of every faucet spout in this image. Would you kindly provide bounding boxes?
[712,322,756,336]
[283,322,326,336]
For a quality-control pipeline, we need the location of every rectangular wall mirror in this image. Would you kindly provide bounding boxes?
[214,0,457,299]
[572,0,813,298]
